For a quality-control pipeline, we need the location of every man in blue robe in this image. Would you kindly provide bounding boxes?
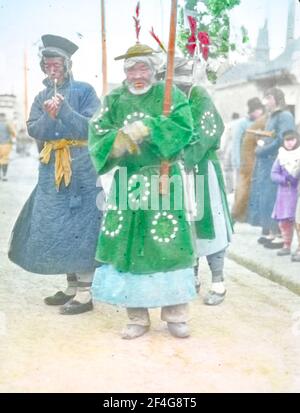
[9,34,103,315]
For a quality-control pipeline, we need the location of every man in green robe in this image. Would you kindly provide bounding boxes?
[88,43,197,339]
[158,58,233,305]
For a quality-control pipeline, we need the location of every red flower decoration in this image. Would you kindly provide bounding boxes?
[198,32,210,45]
[198,32,210,60]
[186,34,196,56]
[186,16,210,61]
[187,16,197,35]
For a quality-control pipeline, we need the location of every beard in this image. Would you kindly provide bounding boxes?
[125,75,155,95]
[127,83,153,95]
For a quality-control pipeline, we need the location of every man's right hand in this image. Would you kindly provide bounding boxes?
[43,99,59,119]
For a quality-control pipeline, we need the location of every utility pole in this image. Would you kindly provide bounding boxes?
[24,49,29,124]
[101,0,108,96]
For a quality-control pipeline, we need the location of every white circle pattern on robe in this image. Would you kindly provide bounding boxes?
[93,107,110,134]
[123,112,146,126]
[102,204,123,238]
[128,174,151,206]
[200,111,217,137]
[151,211,179,243]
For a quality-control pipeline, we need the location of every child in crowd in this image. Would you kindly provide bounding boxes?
[271,130,300,256]
[291,188,300,262]
[279,131,300,262]
[293,187,300,262]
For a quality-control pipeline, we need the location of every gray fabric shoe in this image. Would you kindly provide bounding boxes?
[121,324,149,339]
[277,247,291,256]
[204,290,226,306]
[167,322,190,338]
[291,250,300,262]
[195,277,201,294]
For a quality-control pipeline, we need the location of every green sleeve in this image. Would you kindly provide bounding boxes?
[143,86,193,159]
[183,85,224,169]
[88,93,120,175]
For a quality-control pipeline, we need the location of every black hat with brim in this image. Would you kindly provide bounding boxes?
[41,34,78,59]
[247,97,264,114]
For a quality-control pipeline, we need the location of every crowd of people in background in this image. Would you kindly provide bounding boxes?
[222,87,300,262]
[0,114,33,181]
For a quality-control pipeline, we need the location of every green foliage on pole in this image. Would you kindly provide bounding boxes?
[177,0,249,83]
[206,0,240,16]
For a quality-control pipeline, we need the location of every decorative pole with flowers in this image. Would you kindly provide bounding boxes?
[177,0,248,83]
[159,0,178,195]
[101,0,108,96]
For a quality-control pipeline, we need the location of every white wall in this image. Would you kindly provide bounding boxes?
[213,81,300,124]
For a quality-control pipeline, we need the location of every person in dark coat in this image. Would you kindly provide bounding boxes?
[247,87,295,248]
[8,34,103,315]
[231,98,265,222]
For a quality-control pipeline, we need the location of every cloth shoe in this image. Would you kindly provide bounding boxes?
[264,237,284,249]
[59,299,93,315]
[203,290,226,305]
[277,247,291,256]
[167,322,190,338]
[257,236,272,245]
[121,324,149,339]
[291,249,300,262]
[44,291,75,306]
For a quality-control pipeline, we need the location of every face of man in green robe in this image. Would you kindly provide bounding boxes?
[125,62,154,95]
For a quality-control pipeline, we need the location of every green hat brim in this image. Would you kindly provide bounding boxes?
[115,51,159,61]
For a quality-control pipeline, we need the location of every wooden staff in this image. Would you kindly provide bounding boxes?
[24,49,29,123]
[101,0,108,96]
[159,0,178,195]
[246,129,275,138]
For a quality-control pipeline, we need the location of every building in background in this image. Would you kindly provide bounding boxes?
[214,0,300,126]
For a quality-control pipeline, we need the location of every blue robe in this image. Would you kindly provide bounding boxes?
[247,109,295,230]
[8,77,103,274]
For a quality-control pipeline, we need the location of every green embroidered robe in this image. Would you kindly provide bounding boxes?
[89,82,196,273]
[183,85,233,239]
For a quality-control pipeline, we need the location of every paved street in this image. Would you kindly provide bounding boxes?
[1,149,300,393]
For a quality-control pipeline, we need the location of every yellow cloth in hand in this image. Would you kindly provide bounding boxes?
[111,130,140,158]
[123,121,149,144]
